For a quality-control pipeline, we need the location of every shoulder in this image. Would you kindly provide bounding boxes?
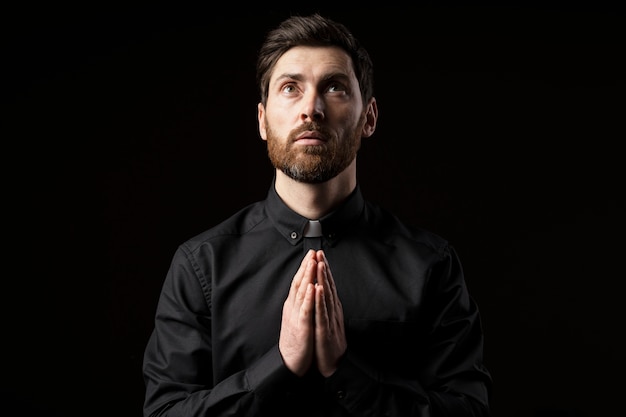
[363,200,451,257]
[179,199,268,254]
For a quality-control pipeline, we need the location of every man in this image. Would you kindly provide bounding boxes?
[143,13,492,417]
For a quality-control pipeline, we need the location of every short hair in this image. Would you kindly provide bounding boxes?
[256,13,374,107]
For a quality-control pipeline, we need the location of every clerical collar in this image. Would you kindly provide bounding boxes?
[303,220,322,237]
[265,179,365,246]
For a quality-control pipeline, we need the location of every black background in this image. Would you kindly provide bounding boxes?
[3,2,625,417]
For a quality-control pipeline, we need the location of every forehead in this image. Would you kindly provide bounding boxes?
[271,45,356,81]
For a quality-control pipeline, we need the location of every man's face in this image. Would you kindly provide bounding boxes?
[257,46,368,183]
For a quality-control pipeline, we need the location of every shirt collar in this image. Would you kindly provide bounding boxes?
[265,177,365,246]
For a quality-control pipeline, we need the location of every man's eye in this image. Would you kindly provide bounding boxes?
[282,84,297,94]
[327,83,345,93]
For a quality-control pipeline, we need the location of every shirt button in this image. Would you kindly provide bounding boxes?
[290,231,298,239]
[336,390,345,400]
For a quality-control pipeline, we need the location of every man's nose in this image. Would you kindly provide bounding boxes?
[300,92,325,122]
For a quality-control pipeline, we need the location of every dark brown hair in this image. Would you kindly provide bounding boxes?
[256,13,374,107]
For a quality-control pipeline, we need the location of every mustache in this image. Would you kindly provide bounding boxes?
[289,122,331,141]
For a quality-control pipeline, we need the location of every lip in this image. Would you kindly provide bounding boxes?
[295,131,326,145]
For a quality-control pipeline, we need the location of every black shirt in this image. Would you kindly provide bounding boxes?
[143,180,492,417]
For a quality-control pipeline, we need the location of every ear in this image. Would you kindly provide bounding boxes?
[361,97,378,138]
[257,102,267,141]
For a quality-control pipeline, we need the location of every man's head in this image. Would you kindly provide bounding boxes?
[256,14,378,184]
[256,14,374,108]
[256,14,374,105]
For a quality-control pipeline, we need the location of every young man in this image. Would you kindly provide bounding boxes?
[143,13,492,417]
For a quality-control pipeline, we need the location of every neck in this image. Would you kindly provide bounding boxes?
[274,160,357,220]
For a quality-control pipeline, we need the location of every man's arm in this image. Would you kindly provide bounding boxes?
[142,246,298,417]
[321,245,492,417]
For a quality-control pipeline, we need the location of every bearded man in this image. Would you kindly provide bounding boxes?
[143,13,492,417]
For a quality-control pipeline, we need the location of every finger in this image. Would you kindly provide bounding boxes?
[295,258,317,307]
[293,250,316,287]
[317,261,335,320]
[317,251,343,325]
[317,251,337,303]
[315,283,329,332]
[300,282,315,322]
[288,250,316,303]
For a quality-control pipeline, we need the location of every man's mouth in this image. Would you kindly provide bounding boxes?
[295,131,326,145]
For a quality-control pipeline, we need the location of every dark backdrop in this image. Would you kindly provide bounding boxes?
[3,2,624,417]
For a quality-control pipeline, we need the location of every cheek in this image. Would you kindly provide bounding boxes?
[333,106,362,126]
[263,108,292,139]
[265,113,294,140]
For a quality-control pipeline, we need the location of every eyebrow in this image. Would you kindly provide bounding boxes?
[274,73,304,83]
[273,72,351,84]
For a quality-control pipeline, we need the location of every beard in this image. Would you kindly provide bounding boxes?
[265,114,365,184]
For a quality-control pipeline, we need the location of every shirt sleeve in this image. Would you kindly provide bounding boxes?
[142,246,299,417]
[324,245,492,417]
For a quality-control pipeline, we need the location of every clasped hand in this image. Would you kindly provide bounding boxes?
[279,249,347,377]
